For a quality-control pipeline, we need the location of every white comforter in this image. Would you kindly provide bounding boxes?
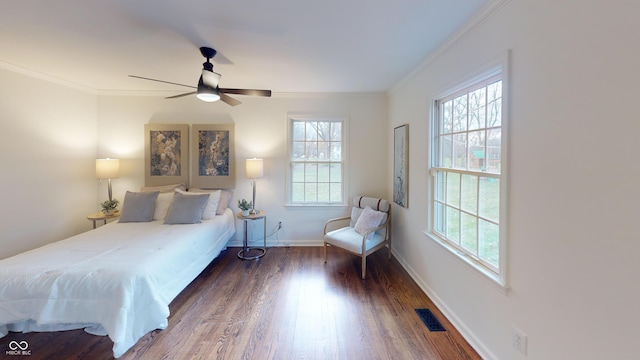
[0,209,235,358]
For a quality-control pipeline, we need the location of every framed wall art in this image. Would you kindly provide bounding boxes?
[393,124,408,207]
[144,124,189,187]
[190,124,235,189]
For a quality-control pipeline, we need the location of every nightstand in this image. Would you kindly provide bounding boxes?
[236,210,267,260]
[87,211,120,229]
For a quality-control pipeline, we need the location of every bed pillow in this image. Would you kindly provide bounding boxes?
[119,191,159,223]
[164,192,210,224]
[180,188,221,219]
[140,183,186,193]
[216,190,233,215]
[153,192,174,220]
[354,206,385,239]
[189,188,233,215]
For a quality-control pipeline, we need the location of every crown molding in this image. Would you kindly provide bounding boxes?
[0,60,95,94]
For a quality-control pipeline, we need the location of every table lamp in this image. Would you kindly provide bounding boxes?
[96,158,120,201]
[245,158,263,214]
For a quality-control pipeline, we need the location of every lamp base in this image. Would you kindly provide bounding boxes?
[251,179,258,216]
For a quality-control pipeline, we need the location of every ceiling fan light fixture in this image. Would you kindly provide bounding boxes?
[196,82,220,102]
[197,90,220,102]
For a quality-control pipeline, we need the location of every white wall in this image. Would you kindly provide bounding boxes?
[97,92,388,245]
[389,0,640,359]
[0,68,98,259]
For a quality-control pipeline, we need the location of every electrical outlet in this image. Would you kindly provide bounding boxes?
[277,219,283,229]
[512,326,527,355]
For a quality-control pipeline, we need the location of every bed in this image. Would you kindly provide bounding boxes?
[0,188,235,358]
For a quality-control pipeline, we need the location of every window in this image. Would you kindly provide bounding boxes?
[287,116,346,205]
[429,69,507,286]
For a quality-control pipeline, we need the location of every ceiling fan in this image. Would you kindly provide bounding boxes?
[129,47,271,106]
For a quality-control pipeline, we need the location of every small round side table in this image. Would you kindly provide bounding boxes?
[236,210,267,260]
[87,211,120,229]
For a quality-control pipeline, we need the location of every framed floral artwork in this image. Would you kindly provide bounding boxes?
[393,124,408,207]
[190,124,235,189]
[144,124,189,187]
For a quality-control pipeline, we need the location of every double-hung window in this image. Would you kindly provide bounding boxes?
[430,68,507,287]
[287,115,346,206]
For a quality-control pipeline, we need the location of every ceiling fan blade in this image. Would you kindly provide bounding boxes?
[212,51,233,65]
[220,93,242,106]
[166,91,196,99]
[129,75,196,89]
[220,88,272,97]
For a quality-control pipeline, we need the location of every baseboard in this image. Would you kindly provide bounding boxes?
[392,250,497,360]
[226,239,324,248]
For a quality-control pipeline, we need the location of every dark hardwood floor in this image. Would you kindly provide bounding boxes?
[2,247,480,360]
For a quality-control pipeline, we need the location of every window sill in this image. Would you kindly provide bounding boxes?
[424,231,510,294]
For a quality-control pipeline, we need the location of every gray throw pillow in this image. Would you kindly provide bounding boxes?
[164,192,210,224]
[118,191,160,223]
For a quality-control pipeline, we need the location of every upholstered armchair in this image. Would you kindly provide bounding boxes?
[323,196,391,279]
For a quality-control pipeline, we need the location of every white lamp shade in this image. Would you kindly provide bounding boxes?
[96,158,120,179]
[246,158,263,179]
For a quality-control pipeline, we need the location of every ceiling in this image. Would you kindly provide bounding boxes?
[0,0,488,95]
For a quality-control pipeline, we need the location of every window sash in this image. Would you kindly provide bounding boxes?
[432,167,500,273]
[290,160,344,204]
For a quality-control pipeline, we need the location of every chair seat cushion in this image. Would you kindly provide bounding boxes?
[324,227,386,254]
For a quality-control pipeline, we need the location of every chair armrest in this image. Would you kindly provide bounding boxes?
[323,216,351,234]
[362,222,388,237]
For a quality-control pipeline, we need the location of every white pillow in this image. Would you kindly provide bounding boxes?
[190,188,233,215]
[354,206,385,239]
[177,188,221,219]
[153,192,174,220]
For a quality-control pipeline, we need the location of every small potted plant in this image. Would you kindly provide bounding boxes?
[100,199,119,215]
[238,199,252,216]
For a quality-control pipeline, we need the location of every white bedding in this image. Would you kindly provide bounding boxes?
[0,208,235,358]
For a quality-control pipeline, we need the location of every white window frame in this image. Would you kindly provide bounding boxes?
[285,113,348,207]
[426,55,510,291]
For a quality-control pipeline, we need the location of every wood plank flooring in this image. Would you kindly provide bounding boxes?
[2,247,480,360]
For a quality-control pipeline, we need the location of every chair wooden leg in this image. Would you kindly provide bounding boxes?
[324,242,327,263]
[388,244,391,260]
[361,255,366,279]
